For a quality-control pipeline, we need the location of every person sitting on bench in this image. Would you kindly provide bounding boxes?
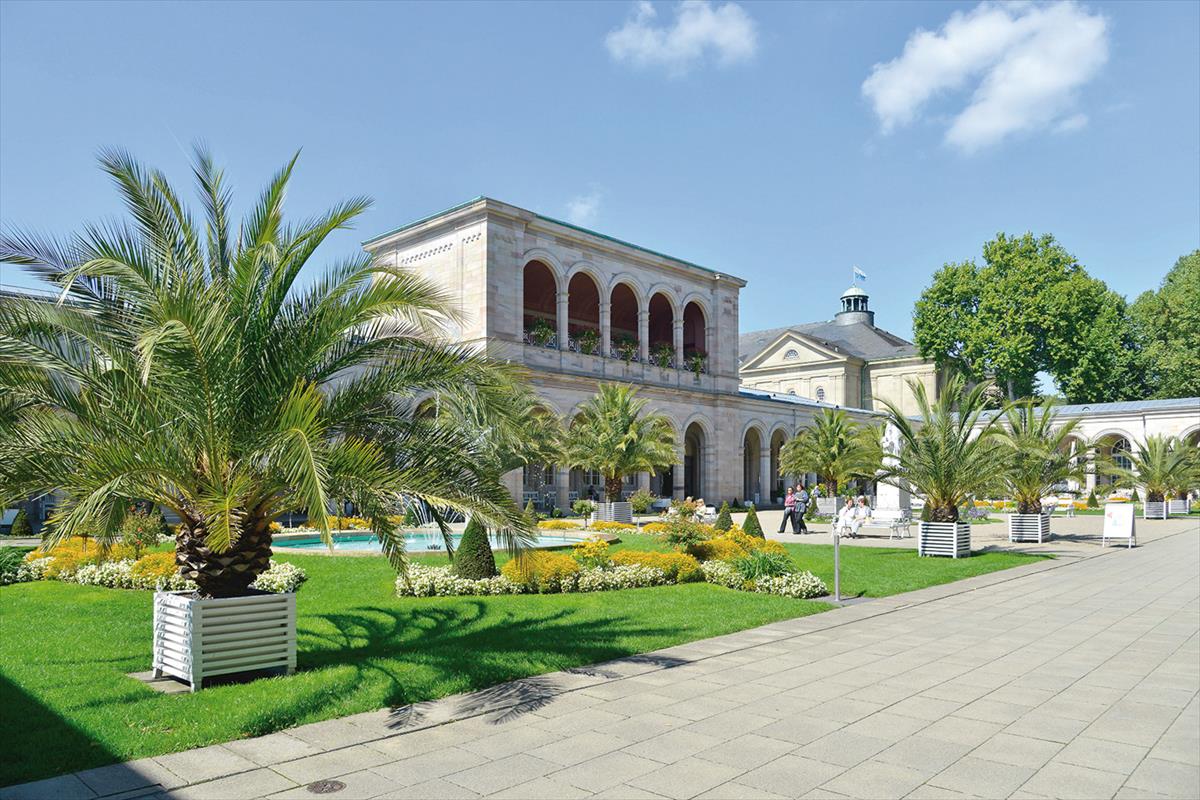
[835,496,871,538]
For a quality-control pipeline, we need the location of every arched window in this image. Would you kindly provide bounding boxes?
[784,349,799,360]
[815,387,825,402]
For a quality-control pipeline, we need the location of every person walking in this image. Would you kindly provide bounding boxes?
[778,486,796,534]
[794,482,810,534]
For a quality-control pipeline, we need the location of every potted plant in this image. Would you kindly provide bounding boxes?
[614,336,638,363]
[577,328,599,355]
[652,342,674,369]
[529,318,556,348]
[0,150,529,689]
[564,384,676,524]
[1099,436,1192,520]
[878,376,1003,558]
[997,399,1083,543]
[687,351,707,379]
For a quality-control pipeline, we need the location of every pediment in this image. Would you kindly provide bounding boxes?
[741,330,852,371]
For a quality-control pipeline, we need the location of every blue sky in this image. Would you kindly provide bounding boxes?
[1,0,1197,339]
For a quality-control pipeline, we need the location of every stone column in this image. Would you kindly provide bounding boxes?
[705,324,716,373]
[673,446,686,501]
[556,292,569,351]
[1085,447,1097,496]
[555,466,570,512]
[637,471,650,491]
[638,309,649,363]
[599,301,611,358]
[673,318,684,367]
[758,451,771,506]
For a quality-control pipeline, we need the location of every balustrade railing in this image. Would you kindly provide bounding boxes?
[521,330,708,376]
[522,329,558,350]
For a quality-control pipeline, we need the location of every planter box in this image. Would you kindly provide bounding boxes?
[1007,513,1050,544]
[595,501,633,524]
[918,521,971,558]
[1143,501,1167,520]
[1167,499,1190,515]
[153,590,296,692]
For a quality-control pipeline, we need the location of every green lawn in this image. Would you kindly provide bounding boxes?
[0,538,1045,787]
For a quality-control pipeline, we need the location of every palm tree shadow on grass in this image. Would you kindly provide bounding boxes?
[238,600,688,735]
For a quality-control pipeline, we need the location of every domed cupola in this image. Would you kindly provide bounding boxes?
[836,286,874,326]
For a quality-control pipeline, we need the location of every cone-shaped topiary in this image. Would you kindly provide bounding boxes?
[742,505,764,538]
[453,516,498,579]
[1130,488,1139,503]
[8,508,31,538]
[523,499,537,526]
[714,501,733,531]
[1087,490,1099,508]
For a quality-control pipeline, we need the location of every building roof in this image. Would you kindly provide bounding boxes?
[840,286,868,298]
[738,387,880,416]
[978,396,1200,422]
[739,320,919,364]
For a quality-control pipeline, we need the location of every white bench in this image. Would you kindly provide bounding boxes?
[836,509,912,540]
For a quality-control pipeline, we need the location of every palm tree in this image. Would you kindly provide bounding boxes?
[0,149,527,597]
[877,375,1004,523]
[1099,435,1192,503]
[997,399,1085,514]
[562,383,676,502]
[780,409,882,498]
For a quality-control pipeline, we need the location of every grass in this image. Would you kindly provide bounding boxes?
[0,535,1045,786]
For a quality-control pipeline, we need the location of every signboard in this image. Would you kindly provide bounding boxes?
[1102,503,1136,548]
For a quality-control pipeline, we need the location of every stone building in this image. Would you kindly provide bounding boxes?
[738,286,944,415]
[363,197,876,508]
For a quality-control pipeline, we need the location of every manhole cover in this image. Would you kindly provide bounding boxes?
[306,779,346,794]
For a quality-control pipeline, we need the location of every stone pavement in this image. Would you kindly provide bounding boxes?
[4,518,1198,800]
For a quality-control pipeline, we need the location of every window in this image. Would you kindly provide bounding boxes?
[815,387,825,402]
[784,349,799,360]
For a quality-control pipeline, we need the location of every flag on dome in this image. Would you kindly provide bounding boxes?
[852,266,867,283]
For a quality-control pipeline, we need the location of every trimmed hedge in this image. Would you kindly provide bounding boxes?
[453,517,498,579]
[714,502,733,531]
[8,508,31,538]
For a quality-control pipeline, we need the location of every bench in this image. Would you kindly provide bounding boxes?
[835,509,912,540]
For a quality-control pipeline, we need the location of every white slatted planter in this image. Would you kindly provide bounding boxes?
[1007,513,1050,544]
[1167,499,1190,515]
[153,590,296,692]
[1143,501,1167,520]
[918,521,971,558]
[595,502,633,524]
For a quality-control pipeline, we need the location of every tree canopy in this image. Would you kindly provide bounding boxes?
[1130,250,1200,399]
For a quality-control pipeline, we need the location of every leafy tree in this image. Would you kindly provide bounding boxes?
[0,149,526,596]
[1131,250,1200,399]
[878,376,1004,523]
[1098,436,1192,503]
[714,501,733,531]
[629,488,656,514]
[453,516,497,579]
[563,384,677,502]
[914,233,1144,402]
[8,508,31,538]
[780,409,882,498]
[996,399,1084,514]
[119,507,162,559]
[742,505,764,538]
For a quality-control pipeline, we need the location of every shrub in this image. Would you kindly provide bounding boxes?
[742,505,764,538]
[130,551,179,584]
[1087,490,1099,508]
[397,564,521,597]
[576,564,667,591]
[754,572,827,599]
[629,489,656,514]
[252,561,307,593]
[731,549,795,581]
[120,508,163,559]
[687,529,785,562]
[611,550,703,582]
[571,499,596,520]
[641,521,669,534]
[32,538,135,579]
[714,502,733,531]
[701,560,746,590]
[453,517,498,579]
[590,520,636,532]
[524,499,539,525]
[572,538,610,568]
[8,508,31,538]
[1130,488,1140,503]
[659,519,714,550]
[0,547,27,584]
[537,519,577,530]
[501,551,580,593]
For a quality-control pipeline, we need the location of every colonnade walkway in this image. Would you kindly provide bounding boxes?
[5,518,1198,800]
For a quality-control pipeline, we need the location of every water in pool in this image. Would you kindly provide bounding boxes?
[279,531,578,552]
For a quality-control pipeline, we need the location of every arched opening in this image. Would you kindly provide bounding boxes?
[683,301,706,366]
[610,282,640,361]
[743,428,763,503]
[521,405,560,510]
[684,422,706,499]
[1096,434,1133,489]
[523,261,558,347]
[648,292,674,367]
[770,429,788,503]
[1057,435,1087,495]
[567,272,600,354]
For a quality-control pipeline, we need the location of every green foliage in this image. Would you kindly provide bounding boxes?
[402,505,419,528]
[1130,488,1140,503]
[731,549,795,581]
[571,499,595,519]
[0,149,530,591]
[714,502,733,531]
[8,508,31,538]
[524,499,538,526]
[1098,436,1192,503]
[878,375,1004,522]
[629,488,656,514]
[658,519,711,550]
[0,547,26,576]
[780,409,882,496]
[1087,490,1099,508]
[563,384,677,501]
[452,517,498,579]
[1131,250,1200,399]
[119,508,162,559]
[913,232,1145,402]
[997,400,1085,514]
[742,505,764,538]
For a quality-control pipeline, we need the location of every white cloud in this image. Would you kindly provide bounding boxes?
[565,191,602,226]
[862,2,1108,152]
[605,0,758,77]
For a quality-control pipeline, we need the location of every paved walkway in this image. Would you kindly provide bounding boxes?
[5,519,1198,800]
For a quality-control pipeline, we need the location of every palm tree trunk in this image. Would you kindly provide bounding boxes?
[605,475,624,503]
[176,511,273,598]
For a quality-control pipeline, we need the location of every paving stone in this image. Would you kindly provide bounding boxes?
[622,729,725,764]
[970,733,1063,769]
[627,756,747,800]
[173,768,296,799]
[76,758,184,795]
[1149,732,1200,766]
[1053,736,1148,774]
[590,785,671,799]
[0,774,96,800]
[457,723,560,760]
[369,746,489,784]
[738,754,846,796]
[374,778,481,799]
[151,745,259,785]
[529,731,632,766]
[919,716,1004,747]
[445,753,560,795]
[696,733,796,771]
[754,714,844,745]
[843,711,931,742]
[222,733,323,766]
[285,718,380,749]
[270,745,391,785]
[820,758,927,797]
[551,752,663,793]
[874,735,975,776]
[1006,711,1092,743]
[490,776,593,799]
[1124,757,1200,798]
[1018,761,1129,800]
[928,755,1035,797]
[889,696,964,722]
[798,730,893,767]
[597,712,693,743]
[695,781,788,799]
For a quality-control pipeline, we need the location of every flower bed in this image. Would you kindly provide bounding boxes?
[395,562,668,597]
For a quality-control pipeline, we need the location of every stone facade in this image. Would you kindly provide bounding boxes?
[364,197,878,507]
